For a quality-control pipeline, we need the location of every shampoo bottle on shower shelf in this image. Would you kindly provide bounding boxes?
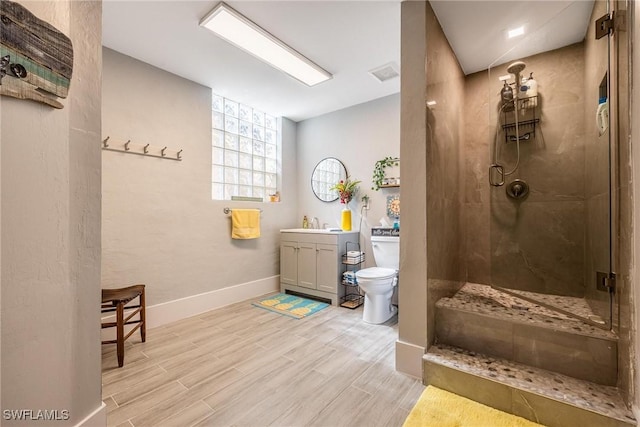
[525,72,537,108]
[519,76,529,99]
[501,81,514,110]
[526,72,538,97]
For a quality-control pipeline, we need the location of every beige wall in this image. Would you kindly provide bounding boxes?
[397,0,428,378]
[101,48,298,308]
[295,93,400,268]
[1,1,103,425]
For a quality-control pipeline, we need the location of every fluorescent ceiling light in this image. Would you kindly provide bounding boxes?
[200,2,332,87]
[507,26,525,39]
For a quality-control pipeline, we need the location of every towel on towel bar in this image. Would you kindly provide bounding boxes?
[231,209,261,239]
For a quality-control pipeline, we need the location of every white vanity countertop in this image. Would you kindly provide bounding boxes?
[280,228,359,234]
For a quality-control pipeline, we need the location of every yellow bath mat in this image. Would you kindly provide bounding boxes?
[403,386,546,427]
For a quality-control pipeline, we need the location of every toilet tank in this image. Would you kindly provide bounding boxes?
[370,235,399,269]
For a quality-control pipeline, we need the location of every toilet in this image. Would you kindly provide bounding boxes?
[355,235,399,324]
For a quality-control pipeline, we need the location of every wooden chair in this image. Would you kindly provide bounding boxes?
[101,284,146,367]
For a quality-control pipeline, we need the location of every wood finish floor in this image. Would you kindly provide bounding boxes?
[102,295,424,427]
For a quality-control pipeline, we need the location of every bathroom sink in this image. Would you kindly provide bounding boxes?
[280,228,343,234]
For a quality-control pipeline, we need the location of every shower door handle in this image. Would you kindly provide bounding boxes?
[489,164,505,186]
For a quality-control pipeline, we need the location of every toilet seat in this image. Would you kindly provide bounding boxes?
[356,267,397,280]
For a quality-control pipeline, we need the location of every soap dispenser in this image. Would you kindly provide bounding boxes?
[302,216,309,229]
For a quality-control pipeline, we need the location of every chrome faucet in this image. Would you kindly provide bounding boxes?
[310,217,320,229]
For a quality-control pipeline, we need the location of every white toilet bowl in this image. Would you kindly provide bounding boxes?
[356,267,398,324]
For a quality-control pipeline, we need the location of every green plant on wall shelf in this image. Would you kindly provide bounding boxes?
[372,157,399,190]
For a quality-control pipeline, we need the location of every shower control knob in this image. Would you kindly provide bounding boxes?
[506,179,529,199]
[512,183,523,196]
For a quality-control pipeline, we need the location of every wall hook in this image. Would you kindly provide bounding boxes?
[103,136,110,148]
[143,144,149,154]
[161,147,167,157]
[177,149,182,160]
[124,140,131,151]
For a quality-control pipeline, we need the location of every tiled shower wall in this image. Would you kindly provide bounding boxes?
[424,2,466,345]
[465,43,588,297]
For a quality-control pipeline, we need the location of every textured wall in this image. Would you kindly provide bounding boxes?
[1,1,103,425]
[102,48,298,307]
[424,1,466,346]
[295,93,400,269]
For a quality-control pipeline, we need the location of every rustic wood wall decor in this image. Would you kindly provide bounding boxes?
[0,0,73,109]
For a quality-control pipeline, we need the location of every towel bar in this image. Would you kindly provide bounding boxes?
[223,207,263,215]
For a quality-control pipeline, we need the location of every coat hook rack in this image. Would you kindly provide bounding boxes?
[101,136,183,161]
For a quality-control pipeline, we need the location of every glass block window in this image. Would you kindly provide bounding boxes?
[212,94,279,201]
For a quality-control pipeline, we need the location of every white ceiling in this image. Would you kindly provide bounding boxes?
[430,0,594,75]
[102,1,595,122]
[103,1,401,122]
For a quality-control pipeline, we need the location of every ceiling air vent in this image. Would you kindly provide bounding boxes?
[369,62,399,82]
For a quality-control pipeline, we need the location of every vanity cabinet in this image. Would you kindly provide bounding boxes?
[280,230,359,305]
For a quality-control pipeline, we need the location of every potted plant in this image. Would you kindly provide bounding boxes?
[372,157,399,190]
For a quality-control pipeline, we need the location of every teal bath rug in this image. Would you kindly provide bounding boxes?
[252,293,329,319]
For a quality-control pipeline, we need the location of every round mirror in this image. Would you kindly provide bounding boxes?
[311,157,347,202]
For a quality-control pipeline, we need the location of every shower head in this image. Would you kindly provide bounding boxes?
[507,61,526,75]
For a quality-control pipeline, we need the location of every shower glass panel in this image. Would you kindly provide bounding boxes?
[487,0,613,329]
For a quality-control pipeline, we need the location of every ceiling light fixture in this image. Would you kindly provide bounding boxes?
[200,2,332,87]
[507,26,525,39]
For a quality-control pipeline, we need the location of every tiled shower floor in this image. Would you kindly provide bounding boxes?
[437,283,616,341]
[426,343,636,424]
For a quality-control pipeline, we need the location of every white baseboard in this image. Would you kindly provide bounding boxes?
[146,275,279,328]
[102,276,279,335]
[75,402,106,427]
[396,339,425,379]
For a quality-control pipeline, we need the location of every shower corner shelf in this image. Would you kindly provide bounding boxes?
[340,241,365,309]
[501,95,540,143]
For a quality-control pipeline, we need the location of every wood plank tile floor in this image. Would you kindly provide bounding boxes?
[102,294,424,427]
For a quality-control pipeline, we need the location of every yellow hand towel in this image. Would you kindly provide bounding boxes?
[231,209,261,239]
